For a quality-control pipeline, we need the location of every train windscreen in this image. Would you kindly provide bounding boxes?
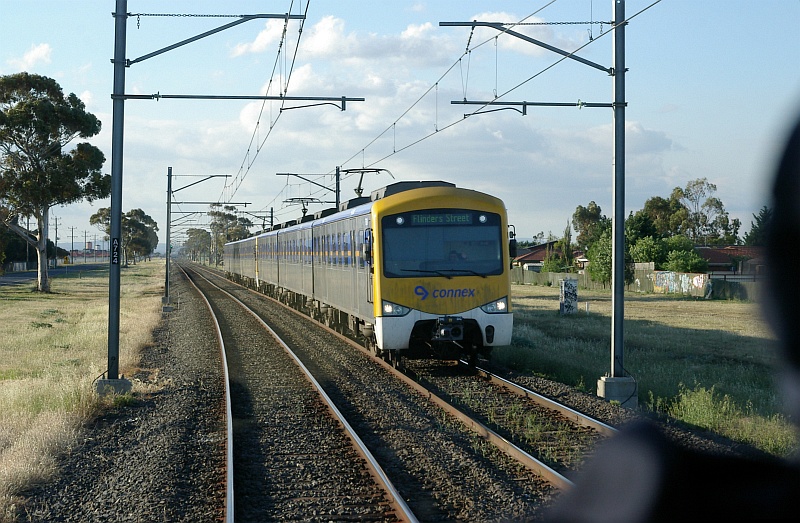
[381,209,504,278]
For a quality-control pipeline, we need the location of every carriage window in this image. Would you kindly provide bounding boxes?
[381,209,503,278]
[343,231,350,267]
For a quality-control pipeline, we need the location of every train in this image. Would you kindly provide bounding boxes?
[224,180,516,365]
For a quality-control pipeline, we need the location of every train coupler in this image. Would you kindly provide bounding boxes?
[432,316,464,342]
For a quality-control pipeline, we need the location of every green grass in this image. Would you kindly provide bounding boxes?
[0,261,164,522]
[494,284,797,457]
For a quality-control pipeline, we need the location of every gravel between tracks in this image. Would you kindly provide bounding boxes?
[13,267,770,521]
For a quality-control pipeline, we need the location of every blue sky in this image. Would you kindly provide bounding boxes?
[2,1,800,249]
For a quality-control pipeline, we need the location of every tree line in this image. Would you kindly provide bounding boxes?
[526,178,771,286]
[180,204,253,265]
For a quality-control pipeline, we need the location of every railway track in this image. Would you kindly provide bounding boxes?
[184,262,633,518]
[405,360,616,479]
[180,264,413,522]
[194,264,617,481]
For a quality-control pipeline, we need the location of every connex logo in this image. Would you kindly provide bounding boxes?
[415,285,476,300]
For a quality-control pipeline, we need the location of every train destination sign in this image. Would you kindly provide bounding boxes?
[410,212,473,226]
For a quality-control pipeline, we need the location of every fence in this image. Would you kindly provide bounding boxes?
[511,267,761,301]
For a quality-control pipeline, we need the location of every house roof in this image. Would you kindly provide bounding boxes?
[514,241,558,263]
[513,241,584,264]
[695,246,763,266]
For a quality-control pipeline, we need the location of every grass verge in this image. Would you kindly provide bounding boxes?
[0,261,163,522]
[493,284,798,457]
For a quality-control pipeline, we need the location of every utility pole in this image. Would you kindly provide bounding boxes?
[68,226,77,264]
[26,217,30,269]
[84,230,89,264]
[596,0,637,409]
[96,0,131,395]
[50,215,61,268]
[164,166,173,312]
[164,168,241,302]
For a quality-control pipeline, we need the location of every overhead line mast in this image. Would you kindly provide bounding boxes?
[441,1,636,408]
[102,1,364,397]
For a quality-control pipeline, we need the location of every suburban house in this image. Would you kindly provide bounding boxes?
[695,245,764,276]
[514,241,763,277]
[513,240,587,272]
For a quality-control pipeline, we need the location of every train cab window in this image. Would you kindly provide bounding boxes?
[381,209,504,278]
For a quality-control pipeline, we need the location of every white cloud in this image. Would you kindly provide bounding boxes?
[231,19,286,57]
[8,43,52,70]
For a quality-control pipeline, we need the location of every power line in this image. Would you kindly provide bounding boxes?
[337,0,661,173]
[223,0,311,204]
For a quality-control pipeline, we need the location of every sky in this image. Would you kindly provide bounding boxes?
[2,0,800,251]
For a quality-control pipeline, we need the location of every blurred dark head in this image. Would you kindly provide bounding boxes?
[766,115,800,372]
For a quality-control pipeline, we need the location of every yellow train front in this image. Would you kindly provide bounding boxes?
[369,182,513,362]
[224,180,514,364]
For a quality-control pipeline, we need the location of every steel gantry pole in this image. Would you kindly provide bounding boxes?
[163,167,173,312]
[442,1,637,407]
[597,0,637,408]
[611,0,626,380]
[98,6,361,396]
[97,0,132,394]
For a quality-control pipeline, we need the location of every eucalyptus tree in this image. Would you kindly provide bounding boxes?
[0,73,109,291]
[208,204,252,264]
[90,207,159,265]
[184,228,211,262]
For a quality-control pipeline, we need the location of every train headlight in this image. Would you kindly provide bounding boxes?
[480,297,508,314]
[382,300,410,317]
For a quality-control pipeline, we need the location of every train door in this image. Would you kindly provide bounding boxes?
[254,237,259,288]
[363,227,373,304]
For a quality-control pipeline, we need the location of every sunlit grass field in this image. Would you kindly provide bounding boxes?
[493,284,797,457]
[0,261,163,521]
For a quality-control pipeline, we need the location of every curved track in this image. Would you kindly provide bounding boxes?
[180,264,415,522]
[185,262,559,520]
[192,264,616,487]
[179,264,235,522]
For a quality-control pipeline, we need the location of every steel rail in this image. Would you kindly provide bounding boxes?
[190,265,575,491]
[177,265,234,523]
[183,264,418,523]
[372,353,575,491]
[466,362,619,438]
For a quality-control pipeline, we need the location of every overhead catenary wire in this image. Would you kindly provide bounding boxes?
[335,0,559,173]
[233,0,662,227]
[337,0,661,174]
[249,1,563,218]
[221,0,311,205]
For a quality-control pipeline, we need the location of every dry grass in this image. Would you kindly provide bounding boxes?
[494,284,797,457]
[0,261,164,521]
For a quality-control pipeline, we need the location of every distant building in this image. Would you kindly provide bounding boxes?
[512,240,585,272]
[695,245,764,276]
